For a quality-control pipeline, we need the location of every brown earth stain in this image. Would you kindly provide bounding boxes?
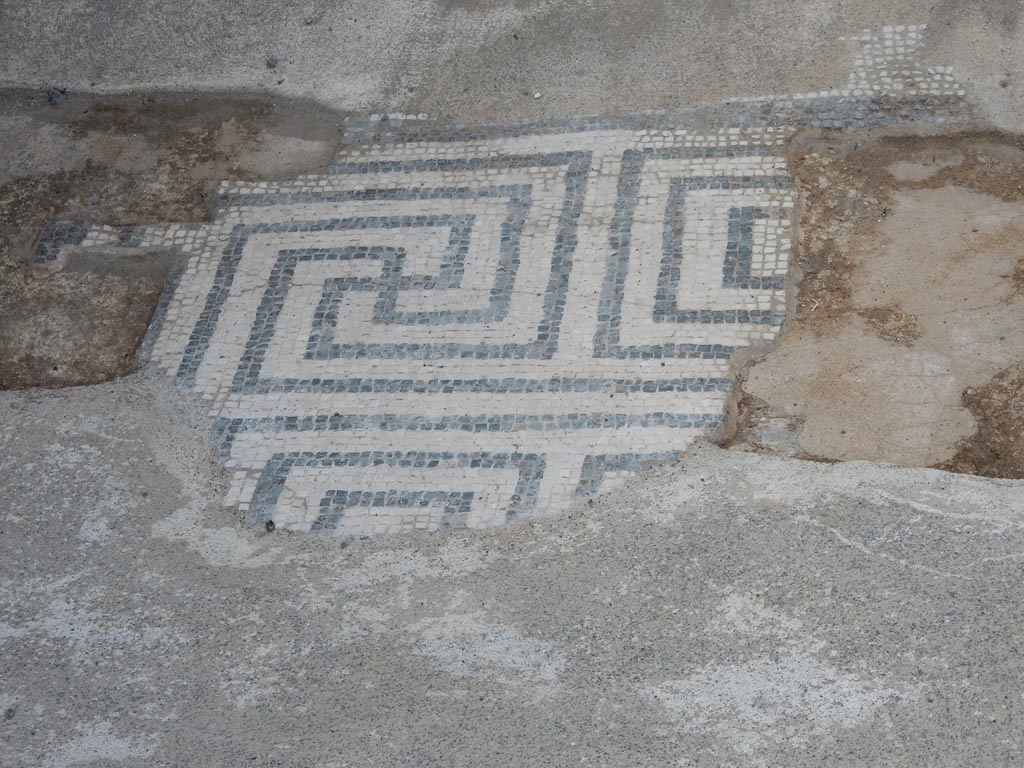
[0,88,343,389]
[940,363,1024,478]
[724,131,1024,478]
[855,303,921,345]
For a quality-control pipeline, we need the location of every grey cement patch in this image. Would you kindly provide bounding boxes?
[1,1,1023,134]
[40,722,157,768]
[886,150,965,180]
[406,598,568,691]
[2,371,1024,766]
[646,594,921,757]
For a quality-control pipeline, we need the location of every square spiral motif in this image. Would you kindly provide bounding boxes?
[193,132,779,535]
[33,26,969,537]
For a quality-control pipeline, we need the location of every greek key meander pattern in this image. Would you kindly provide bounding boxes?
[35,27,970,537]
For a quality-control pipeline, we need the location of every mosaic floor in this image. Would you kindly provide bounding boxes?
[35,27,968,537]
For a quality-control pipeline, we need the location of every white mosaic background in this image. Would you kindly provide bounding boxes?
[161,130,791,534]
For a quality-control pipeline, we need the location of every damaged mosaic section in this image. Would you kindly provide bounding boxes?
[32,26,969,537]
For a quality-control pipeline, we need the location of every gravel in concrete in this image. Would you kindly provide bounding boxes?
[2,371,1023,766]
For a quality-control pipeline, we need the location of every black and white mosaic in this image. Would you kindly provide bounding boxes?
[33,26,970,536]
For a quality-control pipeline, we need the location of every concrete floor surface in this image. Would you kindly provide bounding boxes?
[2,371,1023,766]
[2,2,1024,765]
